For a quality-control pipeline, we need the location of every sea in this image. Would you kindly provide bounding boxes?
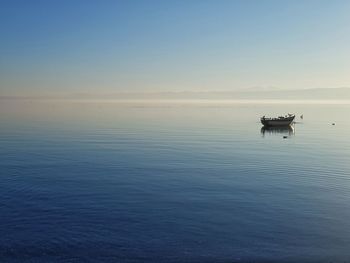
[1,100,350,262]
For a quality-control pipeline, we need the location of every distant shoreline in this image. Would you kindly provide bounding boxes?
[2,87,350,102]
[2,97,350,105]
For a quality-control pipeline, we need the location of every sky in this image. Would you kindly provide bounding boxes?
[1,0,350,96]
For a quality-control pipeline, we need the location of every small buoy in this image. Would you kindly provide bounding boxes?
[300,114,303,119]
[283,136,288,139]
[332,123,335,126]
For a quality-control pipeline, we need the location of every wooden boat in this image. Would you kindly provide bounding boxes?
[261,114,295,127]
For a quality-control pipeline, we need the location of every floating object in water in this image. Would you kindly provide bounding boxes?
[332,123,336,125]
[283,136,288,139]
[260,114,295,127]
[300,114,303,119]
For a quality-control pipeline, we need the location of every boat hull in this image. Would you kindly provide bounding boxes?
[261,116,295,127]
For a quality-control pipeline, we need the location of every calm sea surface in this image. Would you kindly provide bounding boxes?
[1,100,350,262]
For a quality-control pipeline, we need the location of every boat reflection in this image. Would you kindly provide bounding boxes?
[261,125,295,137]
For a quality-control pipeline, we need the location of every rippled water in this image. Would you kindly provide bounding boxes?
[1,100,350,262]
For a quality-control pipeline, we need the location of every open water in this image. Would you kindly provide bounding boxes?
[1,100,350,262]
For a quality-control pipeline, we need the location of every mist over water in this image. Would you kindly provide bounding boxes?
[1,100,350,262]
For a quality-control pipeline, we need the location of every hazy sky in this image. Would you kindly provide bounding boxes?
[1,0,350,96]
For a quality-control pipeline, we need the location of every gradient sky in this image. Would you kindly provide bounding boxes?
[1,0,350,96]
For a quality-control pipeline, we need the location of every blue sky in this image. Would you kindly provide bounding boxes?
[1,0,350,95]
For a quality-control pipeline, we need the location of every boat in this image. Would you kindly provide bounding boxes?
[260,114,295,127]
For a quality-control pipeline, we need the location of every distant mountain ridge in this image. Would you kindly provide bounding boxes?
[2,87,350,100]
